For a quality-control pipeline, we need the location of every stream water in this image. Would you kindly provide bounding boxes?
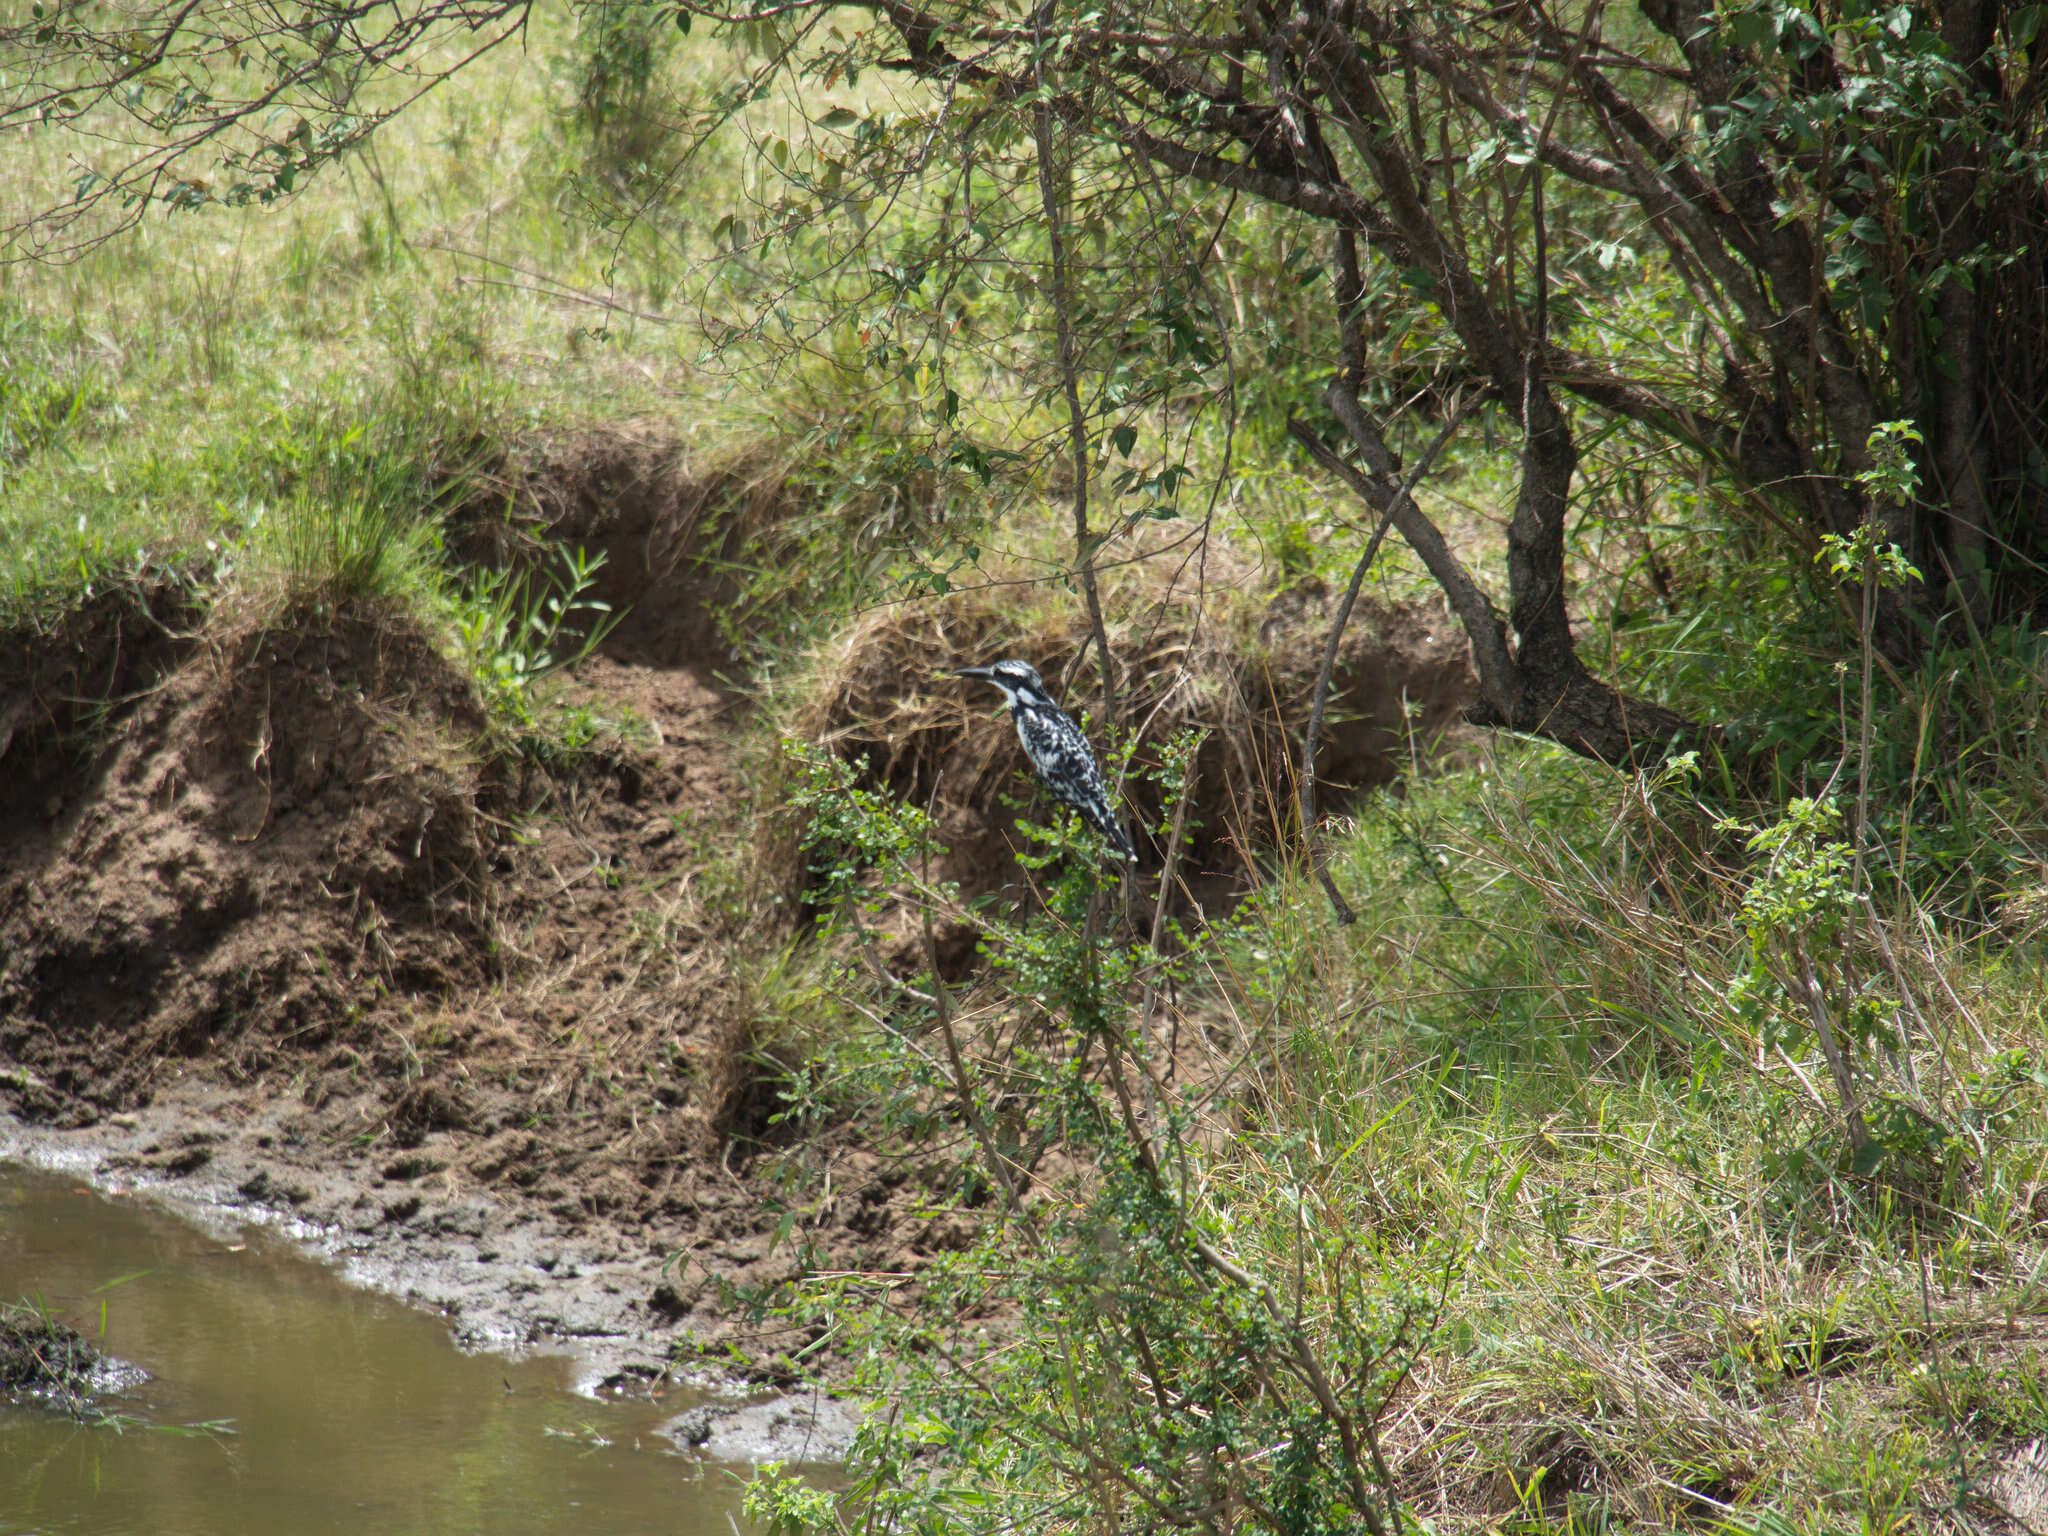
[0,1162,757,1535]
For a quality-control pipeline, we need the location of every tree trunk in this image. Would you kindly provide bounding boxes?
[1464,660,1698,771]
[1293,393,1706,773]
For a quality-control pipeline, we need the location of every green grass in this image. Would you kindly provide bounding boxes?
[11,11,2048,1534]
[0,12,834,766]
[0,0,1523,665]
[1257,750,2048,1528]
[0,9,750,624]
[739,739,2048,1535]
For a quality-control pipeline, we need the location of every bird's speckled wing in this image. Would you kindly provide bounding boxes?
[1012,702,1136,861]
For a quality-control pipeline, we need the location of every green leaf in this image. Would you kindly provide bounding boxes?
[1109,423,1137,458]
[673,6,691,32]
[820,107,858,128]
[1729,9,1776,48]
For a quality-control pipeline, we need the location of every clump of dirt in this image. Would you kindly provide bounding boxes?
[0,595,501,1116]
[782,550,1476,920]
[0,1298,109,1416]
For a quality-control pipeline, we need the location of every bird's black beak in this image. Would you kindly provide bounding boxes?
[952,665,995,680]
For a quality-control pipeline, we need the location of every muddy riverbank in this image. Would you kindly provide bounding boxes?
[0,429,1475,1470]
[0,1083,864,1465]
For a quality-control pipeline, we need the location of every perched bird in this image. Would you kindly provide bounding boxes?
[954,659,1138,863]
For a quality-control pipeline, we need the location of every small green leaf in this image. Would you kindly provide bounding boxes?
[1729,9,1776,48]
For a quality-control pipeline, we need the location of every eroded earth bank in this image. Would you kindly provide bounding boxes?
[0,427,1474,1459]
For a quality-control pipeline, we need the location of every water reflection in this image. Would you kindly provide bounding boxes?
[0,1163,750,1535]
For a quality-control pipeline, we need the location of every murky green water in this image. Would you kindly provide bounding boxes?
[0,1162,753,1535]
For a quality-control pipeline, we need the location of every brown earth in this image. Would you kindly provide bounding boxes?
[0,427,1477,1429]
[788,542,1477,972]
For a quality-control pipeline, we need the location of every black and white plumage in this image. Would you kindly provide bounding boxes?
[953,659,1137,863]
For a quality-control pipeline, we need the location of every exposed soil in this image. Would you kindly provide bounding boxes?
[2,597,499,1112]
[788,545,1477,970]
[0,427,1477,1455]
[0,1293,117,1417]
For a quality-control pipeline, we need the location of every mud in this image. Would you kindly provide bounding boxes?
[0,427,1474,1466]
[0,598,499,1112]
[664,1391,864,1462]
[0,1286,125,1416]
[0,1091,860,1461]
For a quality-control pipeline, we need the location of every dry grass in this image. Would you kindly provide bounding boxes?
[767,529,1478,917]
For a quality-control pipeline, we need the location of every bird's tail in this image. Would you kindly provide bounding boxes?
[1099,817,1139,864]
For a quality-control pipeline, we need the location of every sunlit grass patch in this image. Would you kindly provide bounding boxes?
[1216,747,2048,1527]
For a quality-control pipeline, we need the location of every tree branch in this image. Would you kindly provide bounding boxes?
[1297,395,1479,923]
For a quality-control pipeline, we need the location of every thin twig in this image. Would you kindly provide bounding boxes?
[1790,938,1874,1154]
[1296,394,1481,922]
[1032,65,1115,731]
[1136,737,1202,1049]
[919,775,1028,1221]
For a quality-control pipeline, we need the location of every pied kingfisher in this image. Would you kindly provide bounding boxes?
[953,659,1138,863]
